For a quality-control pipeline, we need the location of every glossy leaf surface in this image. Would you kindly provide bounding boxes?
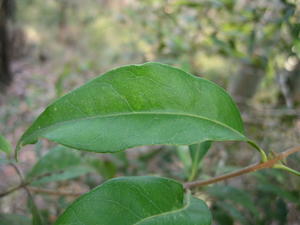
[18,62,246,153]
[55,176,211,225]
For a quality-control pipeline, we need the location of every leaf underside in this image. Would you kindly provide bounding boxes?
[54,176,212,225]
[17,62,246,154]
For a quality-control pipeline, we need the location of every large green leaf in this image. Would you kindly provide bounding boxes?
[54,176,211,225]
[17,62,247,154]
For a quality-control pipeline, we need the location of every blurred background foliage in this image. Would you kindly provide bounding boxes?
[0,0,300,224]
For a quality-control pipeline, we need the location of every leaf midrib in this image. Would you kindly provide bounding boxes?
[20,111,245,145]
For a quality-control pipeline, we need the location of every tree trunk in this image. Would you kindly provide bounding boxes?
[0,0,14,88]
[228,63,265,108]
[277,59,300,108]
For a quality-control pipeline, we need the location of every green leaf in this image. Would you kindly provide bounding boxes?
[176,145,192,177]
[30,166,92,185]
[0,135,12,155]
[207,185,259,216]
[17,62,247,154]
[215,201,249,225]
[27,194,44,225]
[54,176,211,225]
[189,141,212,181]
[258,183,300,206]
[27,145,92,185]
[87,157,117,179]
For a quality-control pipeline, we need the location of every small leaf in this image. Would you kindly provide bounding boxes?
[27,146,81,177]
[189,141,212,181]
[207,185,259,216]
[54,176,212,225]
[17,62,247,154]
[0,135,12,155]
[30,166,92,185]
[257,183,300,206]
[176,145,191,177]
[215,201,249,225]
[87,158,117,179]
[27,146,92,185]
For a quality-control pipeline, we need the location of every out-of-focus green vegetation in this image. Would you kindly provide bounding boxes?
[0,0,300,224]
[17,1,299,69]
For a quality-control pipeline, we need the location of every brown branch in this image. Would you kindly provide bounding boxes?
[28,187,84,197]
[0,163,84,198]
[184,146,300,189]
[2,147,300,196]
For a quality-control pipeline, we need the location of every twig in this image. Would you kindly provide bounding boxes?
[0,164,84,198]
[0,163,31,197]
[2,162,44,223]
[28,187,84,197]
[2,147,300,196]
[184,146,300,189]
[0,169,60,198]
[0,181,30,197]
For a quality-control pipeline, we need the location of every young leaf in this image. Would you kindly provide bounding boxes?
[17,62,247,154]
[0,135,12,155]
[54,176,211,225]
